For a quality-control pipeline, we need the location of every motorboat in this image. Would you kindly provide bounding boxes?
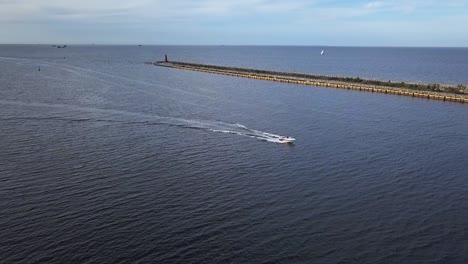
[278,136,295,144]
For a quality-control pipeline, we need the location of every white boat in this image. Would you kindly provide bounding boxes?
[321,50,324,55]
[278,136,296,144]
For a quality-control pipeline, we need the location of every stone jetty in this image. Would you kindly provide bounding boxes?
[149,60,468,104]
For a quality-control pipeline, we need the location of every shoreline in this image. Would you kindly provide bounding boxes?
[149,61,468,104]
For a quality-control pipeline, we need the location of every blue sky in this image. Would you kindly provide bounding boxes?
[1,0,467,46]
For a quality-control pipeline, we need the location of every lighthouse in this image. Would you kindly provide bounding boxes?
[165,54,168,62]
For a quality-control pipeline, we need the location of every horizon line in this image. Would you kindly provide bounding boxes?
[1,43,467,48]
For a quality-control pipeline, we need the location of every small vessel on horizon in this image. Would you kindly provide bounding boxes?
[321,49,325,55]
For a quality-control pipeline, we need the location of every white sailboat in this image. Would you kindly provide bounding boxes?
[321,49,325,55]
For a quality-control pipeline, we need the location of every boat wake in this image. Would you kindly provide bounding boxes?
[183,121,294,144]
[0,100,293,144]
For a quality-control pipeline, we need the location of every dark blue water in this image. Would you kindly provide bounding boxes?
[1,45,468,264]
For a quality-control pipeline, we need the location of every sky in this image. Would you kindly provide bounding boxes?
[1,0,467,46]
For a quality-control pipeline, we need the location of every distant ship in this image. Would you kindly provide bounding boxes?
[57,45,67,48]
[321,50,325,55]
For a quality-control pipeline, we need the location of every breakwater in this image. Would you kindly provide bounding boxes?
[151,61,468,104]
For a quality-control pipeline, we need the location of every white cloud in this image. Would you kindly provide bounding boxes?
[0,0,467,45]
[0,0,317,22]
[0,0,149,22]
[363,1,416,14]
[365,1,386,9]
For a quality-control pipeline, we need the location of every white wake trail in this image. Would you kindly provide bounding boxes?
[0,100,293,144]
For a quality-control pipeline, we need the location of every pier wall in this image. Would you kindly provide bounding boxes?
[153,61,468,104]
